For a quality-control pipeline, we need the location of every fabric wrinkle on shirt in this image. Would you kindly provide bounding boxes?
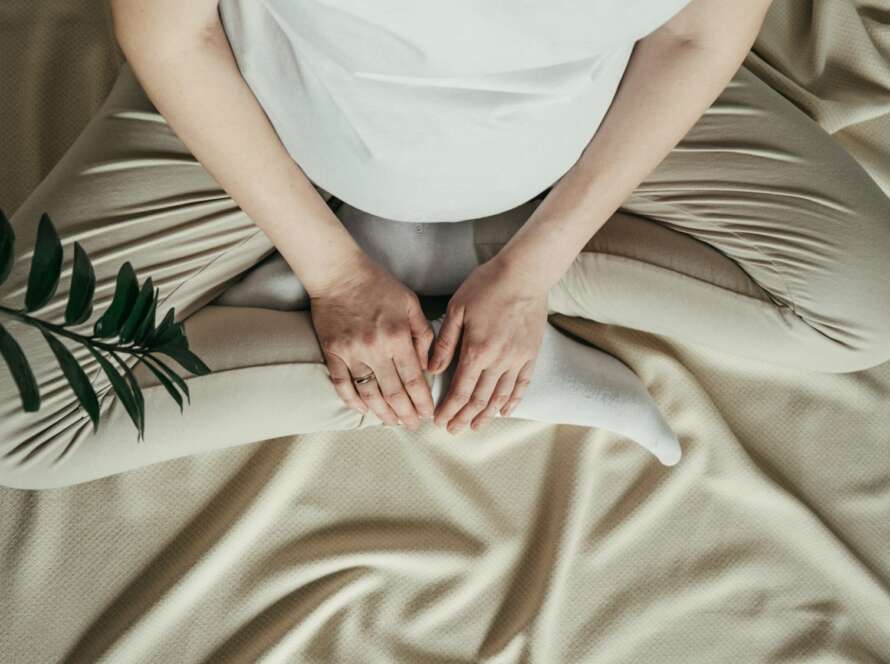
[218,0,693,222]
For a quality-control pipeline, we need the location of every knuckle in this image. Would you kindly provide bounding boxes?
[474,339,493,355]
[360,330,376,346]
[383,324,403,340]
[465,344,493,363]
[491,392,510,405]
[402,375,425,389]
[469,397,488,410]
[451,391,473,404]
[463,348,482,364]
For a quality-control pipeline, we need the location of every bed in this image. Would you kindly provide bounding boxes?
[1,1,889,662]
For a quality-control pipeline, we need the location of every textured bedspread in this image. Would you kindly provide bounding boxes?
[2,2,889,662]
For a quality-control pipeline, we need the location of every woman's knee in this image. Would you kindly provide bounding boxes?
[795,279,890,373]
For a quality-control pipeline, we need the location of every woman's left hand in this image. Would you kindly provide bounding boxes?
[429,254,549,433]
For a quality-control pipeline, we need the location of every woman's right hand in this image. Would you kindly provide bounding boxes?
[309,255,436,430]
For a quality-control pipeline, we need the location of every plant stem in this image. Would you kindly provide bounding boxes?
[0,304,148,357]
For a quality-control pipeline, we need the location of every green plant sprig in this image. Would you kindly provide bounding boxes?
[0,209,211,441]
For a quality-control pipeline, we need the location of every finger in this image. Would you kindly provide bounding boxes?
[393,338,435,419]
[448,367,502,433]
[322,349,368,414]
[433,336,486,427]
[472,368,517,430]
[350,360,400,426]
[408,303,435,371]
[501,359,536,416]
[369,355,422,431]
[428,305,464,374]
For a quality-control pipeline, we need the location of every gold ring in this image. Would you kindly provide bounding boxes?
[352,372,376,386]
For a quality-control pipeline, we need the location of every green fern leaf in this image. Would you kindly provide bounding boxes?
[0,323,40,411]
[0,209,14,286]
[64,242,96,325]
[111,352,145,440]
[156,344,211,376]
[134,289,159,345]
[118,278,154,343]
[142,356,184,413]
[42,332,100,432]
[25,214,63,312]
[87,347,143,438]
[147,353,190,404]
[93,262,138,338]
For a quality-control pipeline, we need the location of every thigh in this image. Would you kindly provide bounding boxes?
[0,63,362,486]
[623,65,890,352]
[2,62,274,320]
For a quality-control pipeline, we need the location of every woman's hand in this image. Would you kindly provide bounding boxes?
[428,255,549,433]
[310,255,436,431]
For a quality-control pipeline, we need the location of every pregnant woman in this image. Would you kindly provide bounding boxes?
[2,0,889,488]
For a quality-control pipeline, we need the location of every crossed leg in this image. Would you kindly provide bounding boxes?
[4,61,888,489]
[475,66,890,373]
[0,64,372,489]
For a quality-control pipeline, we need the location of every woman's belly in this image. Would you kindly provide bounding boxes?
[219,0,635,222]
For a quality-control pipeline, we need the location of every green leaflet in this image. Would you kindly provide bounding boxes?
[147,353,190,403]
[93,262,139,338]
[1,212,212,440]
[146,307,177,347]
[156,344,211,376]
[142,356,184,413]
[0,323,40,412]
[64,242,96,326]
[112,352,145,440]
[118,278,154,343]
[133,289,159,345]
[87,346,144,439]
[24,214,63,312]
[0,209,14,286]
[42,332,100,432]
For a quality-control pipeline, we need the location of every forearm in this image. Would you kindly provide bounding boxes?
[111,0,364,295]
[496,0,772,289]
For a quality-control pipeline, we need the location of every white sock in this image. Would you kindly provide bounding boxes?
[428,315,681,466]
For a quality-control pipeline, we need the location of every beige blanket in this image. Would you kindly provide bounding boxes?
[2,2,889,662]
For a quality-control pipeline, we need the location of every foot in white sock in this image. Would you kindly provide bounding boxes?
[427,315,682,466]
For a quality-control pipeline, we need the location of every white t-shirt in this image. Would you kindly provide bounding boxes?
[219,0,692,222]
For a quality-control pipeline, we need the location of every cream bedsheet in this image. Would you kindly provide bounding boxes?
[2,1,889,662]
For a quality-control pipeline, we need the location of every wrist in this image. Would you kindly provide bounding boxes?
[291,241,372,299]
[488,247,559,295]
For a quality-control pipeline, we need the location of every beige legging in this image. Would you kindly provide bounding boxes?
[2,62,889,489]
